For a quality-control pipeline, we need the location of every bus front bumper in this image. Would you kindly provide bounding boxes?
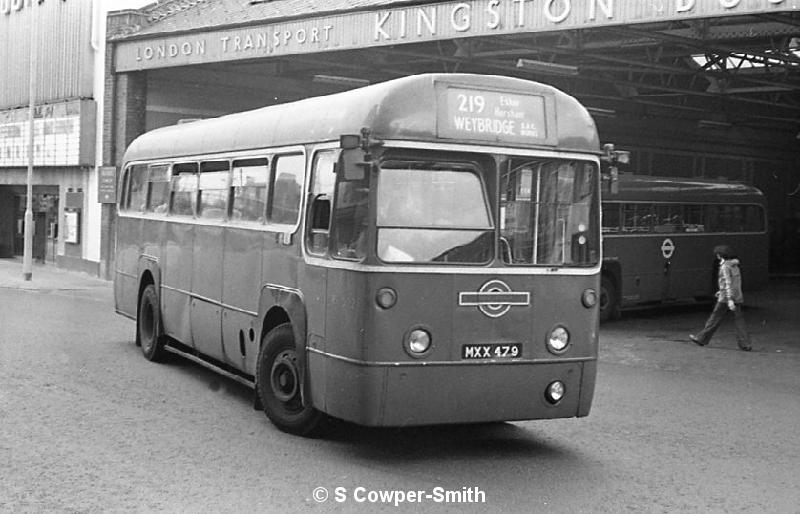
[308,351,596,427]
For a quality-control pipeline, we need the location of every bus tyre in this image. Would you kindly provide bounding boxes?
[256,323,325,437]
[599,276,619,323]
[137,284,166,362]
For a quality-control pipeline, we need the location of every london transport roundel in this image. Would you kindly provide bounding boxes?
[661,238,675,259]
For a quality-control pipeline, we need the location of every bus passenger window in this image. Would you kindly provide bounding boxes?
[306,150,337,255]
[146,164,170,214]
[269,154,304,225]
[685,204,705,232]
[743,205,764,232]
[199,161,230,220]
[127,164,149,212]
[602,203,621,234]
[170,162,198,216]
[231,158,268,223]
[118,168,130,211]
[332,180,369,260]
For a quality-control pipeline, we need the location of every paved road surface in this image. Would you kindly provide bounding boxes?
[1,274,798,512]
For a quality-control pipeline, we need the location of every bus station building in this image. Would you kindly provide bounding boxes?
[1,0,798,278]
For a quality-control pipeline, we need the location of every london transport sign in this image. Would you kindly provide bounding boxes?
[114,0,799,72]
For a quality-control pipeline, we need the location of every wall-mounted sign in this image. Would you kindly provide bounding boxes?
[114,0,799,72]
[0,99,95,167]
[0,0,62,16]
[64,211,80,244]
[98,166,118,204]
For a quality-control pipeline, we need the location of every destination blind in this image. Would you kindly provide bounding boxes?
[438,86,549,145]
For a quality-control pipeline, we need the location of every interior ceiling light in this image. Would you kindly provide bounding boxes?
[516,58,579,76]
[312,74,370,87]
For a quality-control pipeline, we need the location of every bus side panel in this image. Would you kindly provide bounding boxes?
[114,216,142,318]
[141,219,165,271]
[664,235,716,300]
[322,268,368,361]
[298,262,327,410]
[162,221,194,346]
[191,225,225,362]
[319,268,369,419]
[260,231,301,295]
[221,227,264,374]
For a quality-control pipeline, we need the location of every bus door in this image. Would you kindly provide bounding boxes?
[654,204,684,301]
[660,236,676,300]
[190,162,230,362]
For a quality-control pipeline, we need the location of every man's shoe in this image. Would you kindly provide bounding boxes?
[689,335,706,346]
[740,345,752,352]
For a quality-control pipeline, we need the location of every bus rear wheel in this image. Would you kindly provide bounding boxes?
[256,323,325,437]
[137,284,166,362]
[599,275,619,323]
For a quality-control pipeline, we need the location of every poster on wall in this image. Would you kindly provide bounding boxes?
[64,211,80,244]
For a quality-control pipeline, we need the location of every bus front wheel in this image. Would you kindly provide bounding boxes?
[256,323,325,437]
[137,284,166,361]
[599,276,619,323]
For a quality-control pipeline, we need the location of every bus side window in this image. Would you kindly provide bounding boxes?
[269,154,304,226]
[685,204,705,232]
[306,150,337,255]
[146,164,170,214]
[199,160,230,220]
[231,158,268,223]
[118,167,130,211]
[170,162,198,216]
[128,164,149,213]
[602,203,621,234]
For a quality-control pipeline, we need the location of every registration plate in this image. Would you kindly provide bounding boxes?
[462,343,522,359]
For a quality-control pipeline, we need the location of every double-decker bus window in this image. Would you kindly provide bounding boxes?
[743,205,765,232]
[128,164,148,212]
[146,164,170,214]
[602,203,621,234]
[199,161,230,220]
[623,203,656,233]
[269,154,304,225]
[376,164,493,264]
[685,204,705,232]
[306,150,337,255]
[231,158,268,223]
[502,160,598,266]
[654,204,684,233]
[170,162,198,216]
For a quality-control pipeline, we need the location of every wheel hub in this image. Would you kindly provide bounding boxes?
[270,350,299,403]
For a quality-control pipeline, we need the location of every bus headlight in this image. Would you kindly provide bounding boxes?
[404,328,432,357]
[582,288,597,308]
[545,381,565,404]
[547,326,570,354]
[376,287,397,309]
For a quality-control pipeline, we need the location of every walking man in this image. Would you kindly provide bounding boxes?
[690,245,752,351]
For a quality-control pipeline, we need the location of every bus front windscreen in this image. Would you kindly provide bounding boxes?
[501,159,599,266]
[376,164,494,264]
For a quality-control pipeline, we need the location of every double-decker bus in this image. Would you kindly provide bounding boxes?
[599,173,769,322]
[115,73,606,436]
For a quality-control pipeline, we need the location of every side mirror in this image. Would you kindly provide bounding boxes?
[339,134,361,150]
[609,166,619,195]
[338,148,377,181]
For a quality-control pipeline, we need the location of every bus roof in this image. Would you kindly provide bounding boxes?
[123,73,599,164]
[606,174,765,203]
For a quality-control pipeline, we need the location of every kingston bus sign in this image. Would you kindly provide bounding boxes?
[114,0,799,72]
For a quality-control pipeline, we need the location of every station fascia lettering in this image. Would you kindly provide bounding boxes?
[135,24,334,62]
[1,0,58,16]
[374,0,789,41]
